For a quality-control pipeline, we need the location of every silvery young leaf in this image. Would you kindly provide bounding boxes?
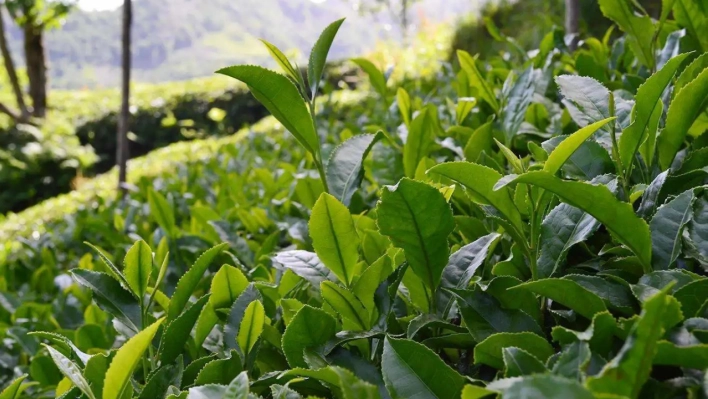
[326,132,383,206]
[273,250,337,288]
[382,337,465,399]
[377,178,455,293]
[436,233,500,316]
[501,67,535,144]
[555,75,611,135]
[650,188,696,270]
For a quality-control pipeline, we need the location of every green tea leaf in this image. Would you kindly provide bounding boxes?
[71,269,141,332]
[260,39,303,89]
[505,171,652,269]
[310,193,360,286]
[544,118,615,175]
[501,67,535,143]
[224,371,250,399]
[658,66,708,169]
[321,281,370,330]
[377,178,455,293]
[457,50,499,112]
[397,88,412,127]
[0,375,30,399]
[504,375,595,399]
[511,278,607,319]
[463,122,494,163]
[327,132,383,206]
[474,332,554,369]
[167,243,228,321]
[673,278,708,318]
[217,65,320,158]
[448,288,543,341]
[309,18,345,96]
[352,58,387,97]
[586,288,680,399]
[619,53,690,168]
[651,188,696,269]
[238,300,265,356]
[599,0,655,69]
[428,162,524,234]
[282,305,336,368]
[158,294,210,365]
[43,345,96,399]
[103,318,164,399]
[148,189,176,236]
[654,341,708,369]
[503,347,548,378]
[210,265,249,310]
[674,0,708,52]
[555,75,610,133]
[382,337,465,399]
[403,107,437,178]
[123,240,153,298]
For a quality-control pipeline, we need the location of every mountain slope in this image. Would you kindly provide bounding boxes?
[5,0,476,88]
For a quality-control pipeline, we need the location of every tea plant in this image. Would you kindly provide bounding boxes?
[2,0,708,397]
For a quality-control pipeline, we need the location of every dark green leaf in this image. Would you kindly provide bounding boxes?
[651,188,696,269]
[503,347,548,378]
[159,295,210,365]
[474,332,554,369]
[168,243,227,321]
[327,132,383,206]
[282,305,337,368]
[71,269,141,332]
[511,278,607,319]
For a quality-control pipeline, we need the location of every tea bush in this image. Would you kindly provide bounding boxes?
[1,0,708,398]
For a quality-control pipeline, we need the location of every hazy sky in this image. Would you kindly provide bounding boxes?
[79,0,123,11]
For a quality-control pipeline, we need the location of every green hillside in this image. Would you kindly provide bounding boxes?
[5,0,476,88]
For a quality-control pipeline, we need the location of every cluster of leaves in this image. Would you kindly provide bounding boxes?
[1,0,708,397]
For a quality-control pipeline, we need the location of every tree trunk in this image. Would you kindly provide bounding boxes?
[401,0,409,43]
[0,10,28,122]
[117,0,132,195]
[565,0,580,51]
[24,24,47,118]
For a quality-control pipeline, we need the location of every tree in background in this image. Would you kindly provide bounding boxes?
[353,0,420,41]
[117,0,131,194]
[565,0,579,50]
[4,0,75,118]
[0,3,29,122]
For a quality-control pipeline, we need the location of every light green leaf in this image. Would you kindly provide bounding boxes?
[321,281,370,330]
[397,88,412,126]
[210,265,249,310]
[327,132,383,206]
[167,243,228,321]
[638,100,663,168]
[474,332,555,369]
[654,340,708,369]
[403,107,437,178]
[352,58,387,97]
[544,117,615,175]
[260,40,303,89]
[43,345,96,399]
[429,162,524,234]
[308,18,345,96]
[461,384,496,399]
[0,375,31,399]
[504,171,652,269]
[103,318,164,399]
[457,50,499,112]
[377,178,455,293]
[309,193,360,286]
[462,122,494,163]
[123,240,153,298]
[651,188,696,269]
[217,65,319,158]
[353,253,394,313]
[599,0,656,69]
[586,288,681,399]
[382,337,465,399]
[619,53,691,169]
[148,189,176,236]
[282,305,336,368]
[224,372,250,399]
[237,300,265,356]
[658,66,708,169]
[511,278,607,319]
